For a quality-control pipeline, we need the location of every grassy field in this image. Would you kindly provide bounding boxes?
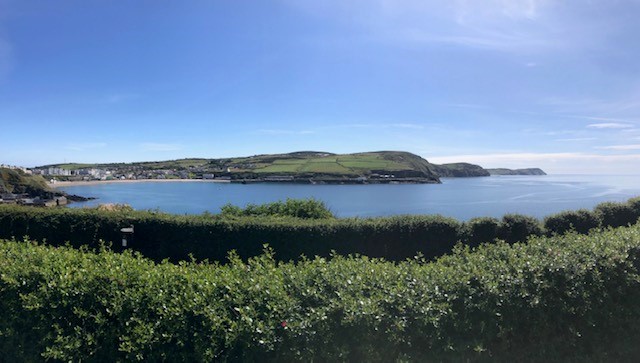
[249,153,415,175]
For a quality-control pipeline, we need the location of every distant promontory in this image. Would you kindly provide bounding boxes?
[486,168,547,176]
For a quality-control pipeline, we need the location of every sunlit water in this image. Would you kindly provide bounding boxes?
[58,175,640,220]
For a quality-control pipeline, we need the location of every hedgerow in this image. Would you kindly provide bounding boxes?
[1,197,640,263]
[2,224,640,361]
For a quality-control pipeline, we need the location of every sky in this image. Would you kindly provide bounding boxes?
[2,0,640,174]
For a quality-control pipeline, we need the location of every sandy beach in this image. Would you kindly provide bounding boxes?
[49,179,231,188]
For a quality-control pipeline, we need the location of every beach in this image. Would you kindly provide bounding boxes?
[49,178,230,188]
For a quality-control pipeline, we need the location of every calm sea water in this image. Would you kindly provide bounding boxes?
[58,175,640,221]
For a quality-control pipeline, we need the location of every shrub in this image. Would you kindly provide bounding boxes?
[627,196,640,220]
[594,201,637,228]
[219,198,335,219]
[3,224,640,361]
[464,217,500,247]
[95,203,135,212]
[498,213,543,243]
[543,209,600,235]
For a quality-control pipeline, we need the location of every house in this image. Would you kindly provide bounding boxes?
[1,193,17,201]
[19,198,35,206]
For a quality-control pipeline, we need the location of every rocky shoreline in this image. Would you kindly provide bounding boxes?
[232,177,441,184]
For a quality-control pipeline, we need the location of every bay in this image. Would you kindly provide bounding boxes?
[58,175,640,221]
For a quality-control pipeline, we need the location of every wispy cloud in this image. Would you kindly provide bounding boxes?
[392,0,559,52]
[430,152,585,165]
[597,144,640,150]
[621,128,640,134]
[454,0,550,22]
[555,137,596,142]
[544,96,640,116]
[587,123,634,129]
[325,123,425,130]
[399,31,553,52]
[543,130,580,136]
[288,0,602,54]
[388,123,424,129]
[429,152,640,169]
[445,103,491,109]
[140,142,182,152]
[64,142,107,151]
[257,129,315,135]
[577,116,639,123]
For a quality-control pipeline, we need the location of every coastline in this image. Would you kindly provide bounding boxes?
[49,179,231,188]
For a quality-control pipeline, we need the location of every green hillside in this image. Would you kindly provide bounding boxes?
[41,151,443,183]
[431,162,491,177]
[221,151,441,182]
[230,151,431,174]
[0,168,54,197]
[38,151,545,183]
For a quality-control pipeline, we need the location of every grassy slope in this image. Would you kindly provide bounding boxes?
[0,168,54,197]
[431,162,491,177]
[41,151,441,179]
[248,152,415,175]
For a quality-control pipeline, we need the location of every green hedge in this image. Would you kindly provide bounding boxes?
[3,224,640,361]
[0,206,466,262]
[1,197,640,263]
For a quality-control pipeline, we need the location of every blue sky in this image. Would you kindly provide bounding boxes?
[2,0,640,174]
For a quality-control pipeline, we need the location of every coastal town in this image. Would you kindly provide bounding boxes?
[0,164,68,206]
[32,165,223,182]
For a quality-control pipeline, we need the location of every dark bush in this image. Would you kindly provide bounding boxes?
[544,209,600,235]
[594,201,637,228]
[464,217,500,247]
[499,213,543,243]
[627,197,640,220]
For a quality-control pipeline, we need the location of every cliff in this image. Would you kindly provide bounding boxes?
[431,163,491,177]
[0,168,56,198]
[487,168,547,176]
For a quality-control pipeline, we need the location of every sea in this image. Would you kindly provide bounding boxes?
[58,175,640,221]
